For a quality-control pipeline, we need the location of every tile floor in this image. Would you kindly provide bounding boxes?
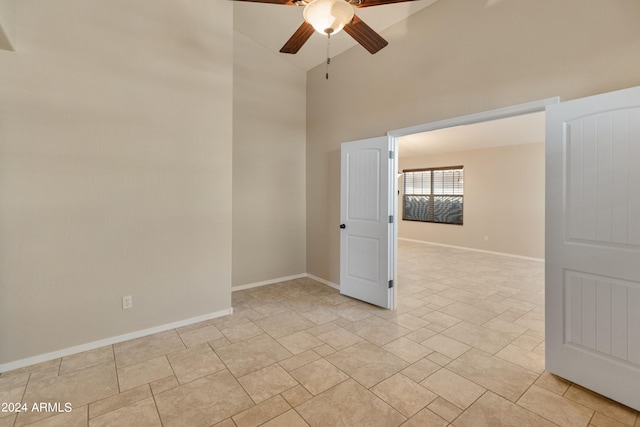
[1,240,639,426]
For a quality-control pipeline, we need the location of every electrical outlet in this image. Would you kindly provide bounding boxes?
[122,295,133,310]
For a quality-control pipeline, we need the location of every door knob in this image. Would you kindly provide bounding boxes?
[339,224,346,229]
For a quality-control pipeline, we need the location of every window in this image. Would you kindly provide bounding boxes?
[402,166,464,225]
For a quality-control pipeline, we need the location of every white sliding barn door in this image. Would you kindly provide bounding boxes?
[546,86,640,411]
[340,137,395,309]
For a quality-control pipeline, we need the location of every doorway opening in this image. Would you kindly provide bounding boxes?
[387,98,558,309]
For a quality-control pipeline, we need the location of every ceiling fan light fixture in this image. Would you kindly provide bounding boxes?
[303,0,354,36]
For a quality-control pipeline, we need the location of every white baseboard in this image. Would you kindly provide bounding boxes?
[399,238,544,262]
[0,308,232,374]
[232,273,339,291]
[306,274,340,290]
[231,273,308,291]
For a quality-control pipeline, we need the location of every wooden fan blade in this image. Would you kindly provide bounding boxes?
[232,0,297,5]
[353,0,417,7]
[343,15,388,54]
[280,21,315,54]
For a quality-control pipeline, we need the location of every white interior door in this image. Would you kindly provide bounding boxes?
[546,85,640,411]
[340,136,395,309]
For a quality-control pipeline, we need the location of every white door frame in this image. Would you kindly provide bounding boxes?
[386,97,559,308]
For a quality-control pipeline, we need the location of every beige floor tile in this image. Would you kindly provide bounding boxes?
[177,324,223,348]
[482,317,528,339]
[215,334,292,377]
[8,242,602,427]
[421,334,470,359]
[371,373,437,417]
[407,305,435,318]
[0,359,61,378]
[420,368,485,410]
[279,350,322,372]
[149,375,179,395]
[316,326,363,350]
[113,330,185,368]
[166,343,225,384]
[420,311,462,328]
[401,358,441,383]
[426,352,452,366]
[262,409,310,427]
[117,356,174,392]
[564,384,638,426]
[513,311,545,333]
[305,322,339,336]
[252,302,289,317]
[534,371,571,395]
[438,288,484,305]
[208,336,232,350]
[517,385,594,427]
[454,391,556,427]
[388,314,430,331]
[215,316,264,343]
[427,397,462,422]
[23,405,88,427]
[447,348,538,402]
[442,321,513,354]
[254,311,317,339]
[231,395,291,427]
[382,337,432,363]
[312,344,336,357]
[277,331,325,355]
[212,419,236,427]
[89,397,161,427]
[28,367,61,384]
[400,408,448,427]
[345,316,412,346]
[421,295,457,309]
[405,327,438,343]
[155,370,253,427]
[290,359,349,395]
[281,384,313,407]
[17,362,118,426]
[472,298,512,314]
[590,412,632,427]
[496,343,545,374]
[296,379,406,427]
[335,305,372,322]
[59,346,114,375]
[300,307,340,324]
[0,415,16,427]
[439,301,498,324]
[0,374,29,419]
[326,341,409,388]
[89,384,151,418]
[510,329,545,350]
[238,364,297,404]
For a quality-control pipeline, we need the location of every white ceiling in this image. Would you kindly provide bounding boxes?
[233,0,439,71]
[398,112,546,158]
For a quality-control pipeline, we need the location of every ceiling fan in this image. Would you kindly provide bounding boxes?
[233,0,417,55]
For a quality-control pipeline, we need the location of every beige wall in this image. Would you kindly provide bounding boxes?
[399,143,545,259]
[0,0,15,51]
[232,31,307,287]
[306,0,640,284]
[0,0,233,366]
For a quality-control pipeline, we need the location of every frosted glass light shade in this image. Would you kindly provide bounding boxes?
[303,0,354,35]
